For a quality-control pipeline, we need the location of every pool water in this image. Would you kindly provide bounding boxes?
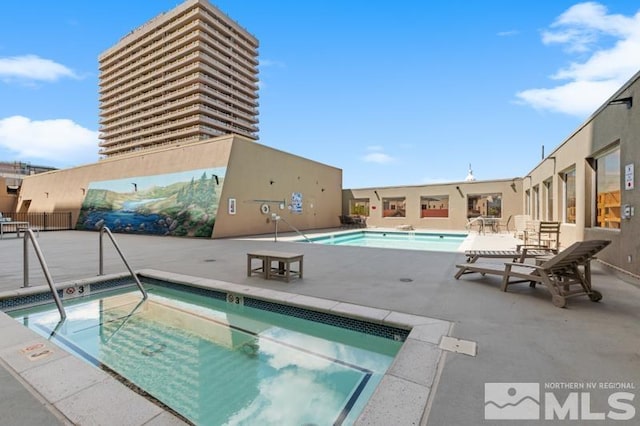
[304,231,466,252]
[9,284,403,425]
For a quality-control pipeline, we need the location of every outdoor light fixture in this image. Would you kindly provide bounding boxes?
[608,96,633,109]
[374,190,380,200]
[131,183,138,192]
[456,186,464,197]
[270,180,275,185]
[81,188,86,195]
[212,174,219,185]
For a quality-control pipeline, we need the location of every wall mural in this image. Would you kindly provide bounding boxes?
[76,168,225,237]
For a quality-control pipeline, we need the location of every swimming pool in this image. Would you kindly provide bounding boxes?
[8,280,405,425]
[301,230,467,252]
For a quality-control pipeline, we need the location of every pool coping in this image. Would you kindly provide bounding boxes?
[0,269,453,425]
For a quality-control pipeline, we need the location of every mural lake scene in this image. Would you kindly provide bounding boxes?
[76,168,225,237]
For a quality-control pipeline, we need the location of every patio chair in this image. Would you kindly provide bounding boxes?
[351,215,366,228]
[455,239,611,308]
[513,214,532,241]
[525,221,561,250]
[338,215,359,228]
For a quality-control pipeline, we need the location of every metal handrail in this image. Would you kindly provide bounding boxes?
[23,229,66,320]
[99,226,148,299]
[466,216,486,234]
[272,214,313,243]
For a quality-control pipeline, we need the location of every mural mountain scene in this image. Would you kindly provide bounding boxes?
[76,170,222,237]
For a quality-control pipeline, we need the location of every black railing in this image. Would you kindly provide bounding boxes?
[0,212,73,231]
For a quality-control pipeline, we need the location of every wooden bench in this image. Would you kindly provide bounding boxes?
[247,251,303,282]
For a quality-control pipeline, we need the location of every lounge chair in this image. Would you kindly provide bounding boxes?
[455,239,611,308]
[455,246,557,279]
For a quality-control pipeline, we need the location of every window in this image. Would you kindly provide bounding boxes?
[544,178,553,220]
[595,148,620,229]
[421,195,449,218]
[382,197,406,217]
[350,199,370,216]
[563,169,576,224]
[525,190,530,215]
[467,193,502,218]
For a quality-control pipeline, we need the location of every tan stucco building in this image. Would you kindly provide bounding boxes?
[343,178,523,232]
[521,70,639,275]
[342,70,640,276]
[17,135,342,238]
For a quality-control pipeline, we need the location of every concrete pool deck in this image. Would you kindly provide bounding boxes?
[0,230,639,425]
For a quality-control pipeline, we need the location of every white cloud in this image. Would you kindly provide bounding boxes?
[542,2,632,52]
[517,79,622,116]
[361,145,396,163]
[0,116,98,166]
[517,2,640,116]
[0,55,78,82]
[363,152,395,164]
[259,59,286,68]
[497,30,519,37]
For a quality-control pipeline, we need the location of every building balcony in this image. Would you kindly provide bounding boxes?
[100,113,255,147]
[100,36,257,101]
[99,8,200,69]
[101,90,257,132]
[100,41,201,87]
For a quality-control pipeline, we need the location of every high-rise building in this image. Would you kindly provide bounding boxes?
[98,0,259,158]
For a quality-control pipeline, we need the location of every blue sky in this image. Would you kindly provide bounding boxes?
[0,1,639,188]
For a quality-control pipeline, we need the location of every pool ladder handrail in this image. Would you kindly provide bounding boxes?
[271,213,313,243]
[466,216,486,235]
[22,228,66,320]
[99,226,148,300]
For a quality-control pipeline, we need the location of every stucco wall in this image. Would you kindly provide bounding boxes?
[18,136,235,228]
[0,178,18,212]
[343,179,524,232]
[17,135,342,239]
[525,70,640,275]
[586,80,639,274]
[525,122,594,249]
[213,138,342,238]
